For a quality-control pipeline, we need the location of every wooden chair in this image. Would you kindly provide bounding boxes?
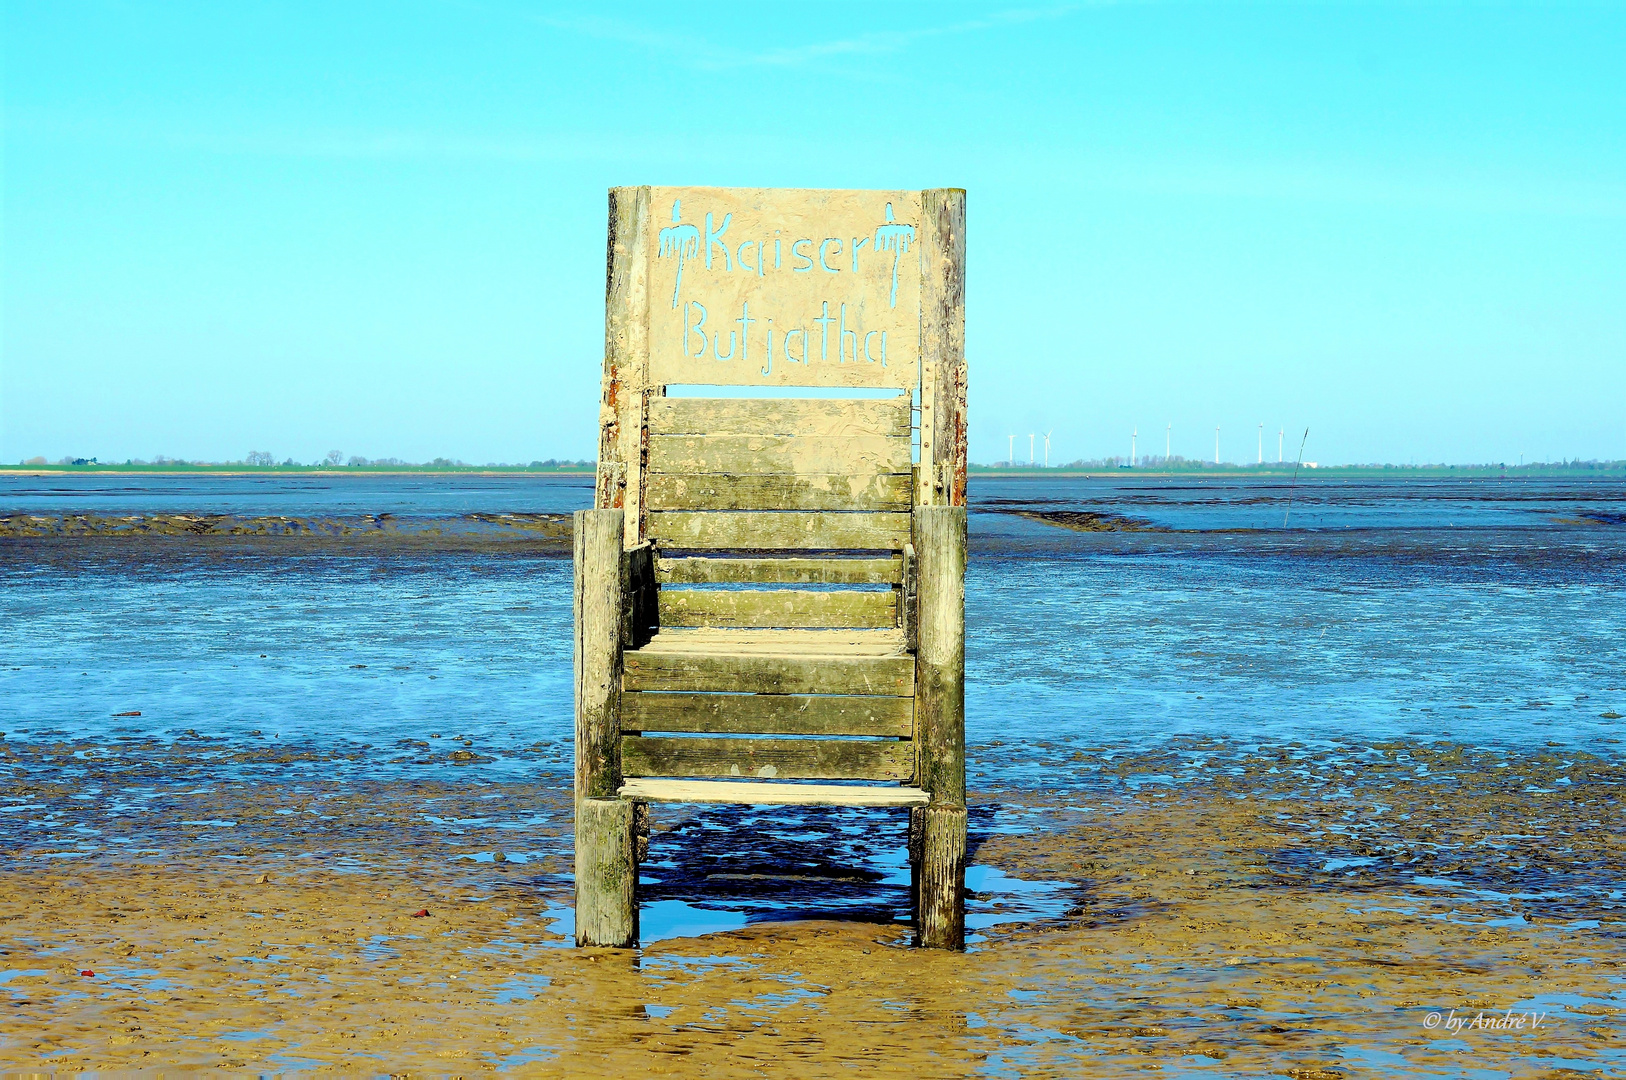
[573,186,967,949]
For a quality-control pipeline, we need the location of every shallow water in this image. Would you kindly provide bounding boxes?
[3,473,1623,940]
[4,473,1622,756]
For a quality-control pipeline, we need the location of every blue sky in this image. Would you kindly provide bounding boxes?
[3,1,1623,466]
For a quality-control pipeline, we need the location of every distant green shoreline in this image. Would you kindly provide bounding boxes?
[970,464,1626,478]
[1,465,597,476]
[3,463,1623,479]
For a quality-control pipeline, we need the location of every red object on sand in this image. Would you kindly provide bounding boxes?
[80,970,95,977]
[410,909,430,918]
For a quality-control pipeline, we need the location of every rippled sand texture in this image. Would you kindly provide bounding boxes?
[3,737,1621,1075]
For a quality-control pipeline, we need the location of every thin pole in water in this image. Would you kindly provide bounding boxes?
[1282,428,1310,528]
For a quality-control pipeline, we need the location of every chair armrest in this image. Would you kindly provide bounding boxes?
[901,542,918,652]
[621,541,656,647]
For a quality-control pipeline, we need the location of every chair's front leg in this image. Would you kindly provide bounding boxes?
[575,797,638,947]
[573,508,637,946]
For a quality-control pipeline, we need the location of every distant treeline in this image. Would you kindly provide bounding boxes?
[13,453,595,472]
[974,455,1626,473]
[13,453,1623,475]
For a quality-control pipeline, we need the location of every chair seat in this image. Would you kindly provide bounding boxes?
[619,777,929,807]
[620,627,918,782]
[624,627,915,696]
[630,626,909,656]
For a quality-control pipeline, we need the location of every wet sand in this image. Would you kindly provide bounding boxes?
[4,738,1622,1075]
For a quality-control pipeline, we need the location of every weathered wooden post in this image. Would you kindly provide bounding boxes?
[915,504,967,949]
[575,797,638,947]
[574,507,636,946]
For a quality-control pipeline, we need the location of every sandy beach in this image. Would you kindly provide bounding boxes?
[4,736,1621,1075]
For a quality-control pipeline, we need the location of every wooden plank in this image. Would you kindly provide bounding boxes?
[915,506,966,808]
[623,693,912,736]
[635,627,906,654]
[624,650,914,696]
[635,387,659,544]
[619,777,928,807]
[621,736,915,781]
[574,509,624,804]
[643,188,922,390]
[658,555,903,585]
[645,472,912,512]
[649,397,910,438]
[919,188,967,508]
[621,541,655,648]
[658,588,894,628]
[900,542,917,646]
[599,187,651,544]
[648,435,911,475]
[649,511,910,551]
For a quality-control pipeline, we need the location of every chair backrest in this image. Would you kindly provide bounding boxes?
[593,186,965,785]
[596,186,965,535]
[647,392,914,630]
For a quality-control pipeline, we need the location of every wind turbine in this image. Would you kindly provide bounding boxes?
[1278,428,1284,464]
[1166,423,1171,464]
[1214,426,1220,465]
[1258,422,1264,466]
[1008,434,1014,467]
[1131,427,1137,468]
[1028,433,1035,467]
[1043,430,1052,469]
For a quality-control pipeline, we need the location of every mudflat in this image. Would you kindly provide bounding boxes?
[5,473,1623,1073]
[4,738,1621,1075]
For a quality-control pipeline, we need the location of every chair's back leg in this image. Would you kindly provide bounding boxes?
[915,505,967,949]
[918,806,968,949]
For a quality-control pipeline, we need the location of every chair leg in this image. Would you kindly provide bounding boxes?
[908,806,924,931]
[917,805,967,950]
[575,796,638,947]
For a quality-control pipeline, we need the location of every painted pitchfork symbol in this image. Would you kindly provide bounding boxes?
[874,202,915,309]
[657,200,700,308]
